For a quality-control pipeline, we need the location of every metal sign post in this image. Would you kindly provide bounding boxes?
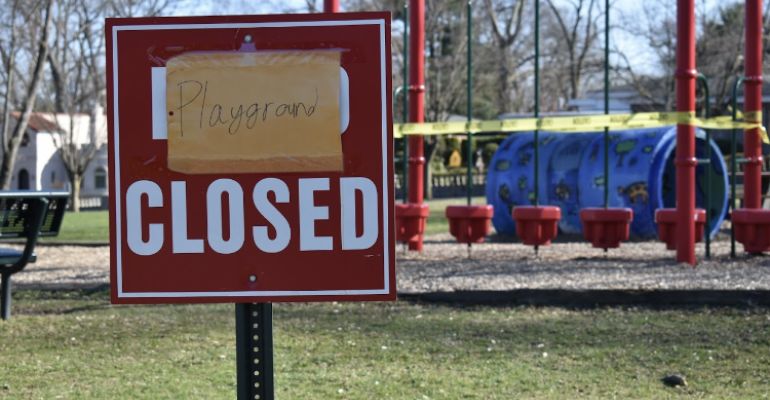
[236,303,274,400]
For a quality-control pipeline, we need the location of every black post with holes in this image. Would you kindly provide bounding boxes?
[236,303,274,400]
[1,271,11,320]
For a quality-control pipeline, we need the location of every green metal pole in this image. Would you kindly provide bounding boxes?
[697,74,711,259]
[402,4,409,203]
[730,76,744,258]
[466,1,473,206]
[603,0,609,208]
[533,0,540,207]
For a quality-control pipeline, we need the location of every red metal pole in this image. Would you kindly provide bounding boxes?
[323,0,339,12]
[744,0,764,209]
[407,0,426,251]
[675,0,697,265]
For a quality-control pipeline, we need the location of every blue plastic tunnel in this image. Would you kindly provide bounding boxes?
[485,126,729,238]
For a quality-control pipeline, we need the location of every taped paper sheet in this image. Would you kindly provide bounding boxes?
[166,50,342,174]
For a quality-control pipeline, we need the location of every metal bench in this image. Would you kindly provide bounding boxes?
[0,192,68,320]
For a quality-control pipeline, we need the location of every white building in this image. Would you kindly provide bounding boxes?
[7,108,108,204]
[564,87,661,113]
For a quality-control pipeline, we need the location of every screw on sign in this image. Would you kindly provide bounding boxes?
[106,13,394,400]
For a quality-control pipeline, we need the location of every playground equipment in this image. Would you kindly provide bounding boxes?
[512,205,560,247]
[396,0,767,265]
[510,0,561,251]
[731,0,770,254]
[393,3,430,248]
[446,205,493,243]
[656,208,706,251]
[732,209,770,252]
[577,0,633,250]
[395,202,430,245]
[486,128,729,239]
[581,208,633,249]
[443,2,494,250]
[663,0,697,264]
[697,74,714,258]
[394,0,429,252]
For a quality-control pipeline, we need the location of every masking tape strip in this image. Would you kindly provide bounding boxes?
[394,111,769,144]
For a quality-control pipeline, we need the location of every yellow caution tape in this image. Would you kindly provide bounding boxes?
[743,111,770,144]
[744,111,761,123]
[394,111,769,144]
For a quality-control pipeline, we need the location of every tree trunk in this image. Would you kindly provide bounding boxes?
[1,51,13,152]
[423,139,440,200]
[1,1,19,154]
[71,174,81,212]
[0,0,53,189]
[497,46,511,112]
[424,166,433,200]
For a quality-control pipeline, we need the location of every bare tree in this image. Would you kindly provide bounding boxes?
[107,0,173,17]
[483,0,528,113]
[614,0,676,110]
[0,0,54,190]
[424,0,467,122]
[45,0,109,211]
[304,0,318,12]
[544,0,602,103]
[0,0,20,150]
[42,0,176,211]
[421,0,471,198]
[696,3,745,111]
[615,0,746,113]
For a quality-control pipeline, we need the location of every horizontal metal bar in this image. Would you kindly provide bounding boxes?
[0,191,70,199]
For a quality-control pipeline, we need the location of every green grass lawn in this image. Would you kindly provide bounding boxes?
[43,210,109,243]
[2,290,769,399]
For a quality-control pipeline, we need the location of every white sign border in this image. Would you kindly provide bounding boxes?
[111,18,390,299]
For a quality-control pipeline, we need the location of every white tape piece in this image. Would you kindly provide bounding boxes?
[339,67,350,134]
[150,66,350,140]
[151,67,167,139]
